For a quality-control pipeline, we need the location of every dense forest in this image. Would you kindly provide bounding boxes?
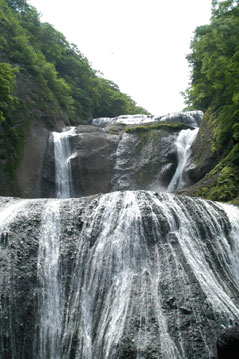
[183,0,239,204]
[0,0,148,185]
[0,0,149,122]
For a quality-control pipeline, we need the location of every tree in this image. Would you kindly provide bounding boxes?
[184,0,239,152]
[212,0,239,17]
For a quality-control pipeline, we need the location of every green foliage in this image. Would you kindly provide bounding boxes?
[0,0,149,187]
[5,0,28,12]
[185,2,239,145]
[0,0,149,124]
[41,62,73,111]
[195,144,239,202]
[184,0,239,202]
[211,0,239,17]
[0,62,18,122]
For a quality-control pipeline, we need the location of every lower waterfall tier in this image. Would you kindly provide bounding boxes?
[0,191,239,358]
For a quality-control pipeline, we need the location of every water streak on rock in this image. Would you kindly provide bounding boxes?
[52,127,75,198]
[167,128,199,192]
[37,200,62,359]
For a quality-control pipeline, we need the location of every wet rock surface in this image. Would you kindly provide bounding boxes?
[157,111,203,128]
[0,192,239,358]
[41,124,181,197]
[216,326,239,359]
[0,198,45,358]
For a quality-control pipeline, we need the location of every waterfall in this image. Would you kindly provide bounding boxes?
[52,127,75,198]
[0,192,239,358]
[35,126,76,356]
[159,111,203,128]
[37,200,62,359]
[92,114,153,126]
[49,192,239,358]
[111,132,135,190]
[167,128,199,192]
[1,106,239,358]
[61,192,181,359]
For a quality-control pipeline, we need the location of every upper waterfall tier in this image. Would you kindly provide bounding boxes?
[13,110,204,198]
[157,110,203,128]
[0,191,239,358]
[92,114,154,126]
[92,111,203,128]
[41,119,200,198]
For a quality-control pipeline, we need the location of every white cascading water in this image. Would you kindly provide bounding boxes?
[111,132,135,190]
[37,200,62,359]
[1,191,239,358]
[92,111,203,127]
[59,191,239,358]
[92,114,153,126]
[36,127,75,357]
[159,111,203,128]
[152,193,239,321]
[61,191,181,359]
[52,127,75,198]
[167,128,199,192]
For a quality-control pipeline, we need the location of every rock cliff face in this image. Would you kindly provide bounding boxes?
[177,110,239,203]
[40,124,181,198]
[3,111,203,199]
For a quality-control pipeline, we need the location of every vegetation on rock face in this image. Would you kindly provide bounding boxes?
[0,62,18,123]
[183,0,239,203]
[0,0,148,193]
[125,121,192,133]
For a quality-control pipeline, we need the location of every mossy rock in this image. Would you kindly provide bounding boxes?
[124,121,193,133]
[180,144,239,203]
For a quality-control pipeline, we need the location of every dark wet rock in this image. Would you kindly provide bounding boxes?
[166,296,177,309]
[180,306,192,315]
[0,199,45,358]
[16,121,51,198]
[216,326,239,359]
[40,124,182,197]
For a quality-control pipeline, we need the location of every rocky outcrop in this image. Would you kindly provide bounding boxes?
[109,128,178,192]
[216,326,239,359]
[178,111,239,203]
[1,110,204,199]
[190,111,219,183]
[71,125,119,196]
[16,121,50,198]
[40,124,183,197]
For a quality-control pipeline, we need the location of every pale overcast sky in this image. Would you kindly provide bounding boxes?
[28,0,212,116]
